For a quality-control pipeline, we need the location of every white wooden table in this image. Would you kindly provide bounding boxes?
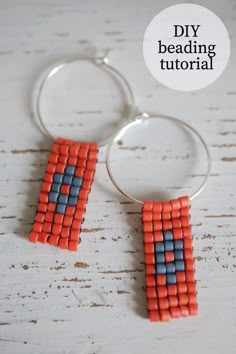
[0,1,236,353]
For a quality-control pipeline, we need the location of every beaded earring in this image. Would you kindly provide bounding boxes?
[106,113,211,322]
[29,55,134,251]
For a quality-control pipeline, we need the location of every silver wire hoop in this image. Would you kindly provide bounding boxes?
[106,113,211,204]
[33,55,135,148]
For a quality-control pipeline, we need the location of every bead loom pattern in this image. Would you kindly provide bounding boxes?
[29,137,98,251]
[143,196,198,322]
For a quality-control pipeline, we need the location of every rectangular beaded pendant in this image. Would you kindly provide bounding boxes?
[29,137,98,251]
[142,196,198,322]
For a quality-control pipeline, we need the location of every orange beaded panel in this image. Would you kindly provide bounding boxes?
[143,196,198,322]
[29,137,98,251]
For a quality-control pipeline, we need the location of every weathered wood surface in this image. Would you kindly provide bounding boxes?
[0,1,235,353]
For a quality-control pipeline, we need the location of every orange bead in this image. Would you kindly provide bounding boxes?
[176,272,186,283]
[143,222,153,233]
[189,303,198,316]
[84,170,94,181]
[74,209,84,221]
[173,228,183,240]
[157,286,167,298]
[171,199,181,210]
[79,189,89,200]
[170,306,181,318]
[33,222,43,233]
[86,160,97,171]
[142,211,152,222]
[144,243,154,254]
[29,231,39,243]
[186,259,195,271]
[38,203,47,213]
[61,185,70,194]
[145,254,155,265]
[153,202,162,212]
[58,155,68,164]
[54,214,64,225]
[70,229,80,241]
[153,213,161,221]
[168,295,178,307]
[66,206,76,216]
[162,201,171,212]
[75,168,84,178]
[181,216,190,228]
[61,227,70,238]
[56,163,66,174]
[179,196,190,208]
[42,222,52,233]
[188,294,197,304]
[165,251,174,262]
[77,159,86,168]
[144,232,154,243]
[44,173,54,183]
[48,235,60,246]
[156,275,166,286]
[35,213,45,223]
[187,282,197,294]
[167,284,177,296]
[143,201,153,212]
[146,287,156,299]
[153,221,162,231]
[52,224,62,235]
[72,220,82,230]
[68,240,78,251]
[161,212,171,220]
[47,202,56,212]
[181,207,189,217]
[171,210,180,218]
[177,282,187,294]
[160,310,171,322]
[78,149,88,159]
[149,310,160,322]
[146,265,155,275]
[183,227,192,238]
[158,298,169,310]
[41,182,51,193]
[186,271,195,282]
[60,145,69,156]
[52,144,60,154]
[38,232,49,243]
[39,192,48,204]
[46,163,56,174]
[63,216,73,227]
[147,299,158,311]
[180,305,189,317]
[146,275,156,287]
[162,220,172,230]
[69,145,79,157]
[68,157,77,166]
[89,143,98,151]
[172,218,181,229]
[45,212,54,223]
[55,137,64,145]
[183,237,192,249]
[179,294,189,305]
[77,200,86,210]
[154,231,163,242]
[184,248,193,260]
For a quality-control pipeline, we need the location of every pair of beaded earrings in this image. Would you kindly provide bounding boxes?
[28,55,211,322]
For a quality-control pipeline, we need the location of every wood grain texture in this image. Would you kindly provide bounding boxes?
[0,0,235,353]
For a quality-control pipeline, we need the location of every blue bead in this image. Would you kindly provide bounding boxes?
[174,240,183,250]
[174,250,184,260]
[54,173,63,184]
[56,203,66,214]
[58,194,68,204]
[155,242,164,252]
[48,192,58,203]
[72,177,82,187]
[63,175,73,185]
[164,230,173,241]
[156,263,166,274]
[65,166,76,176]
[156,253,165,263]
[68,197,77,206]
[166,262,175,273]
[166,273,176,284]
[175,260,185,272]
[51,183,61,193]
[164,241,174,251]
[70,186,80,197]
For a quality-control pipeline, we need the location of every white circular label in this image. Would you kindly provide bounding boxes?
[143,4,230,91]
